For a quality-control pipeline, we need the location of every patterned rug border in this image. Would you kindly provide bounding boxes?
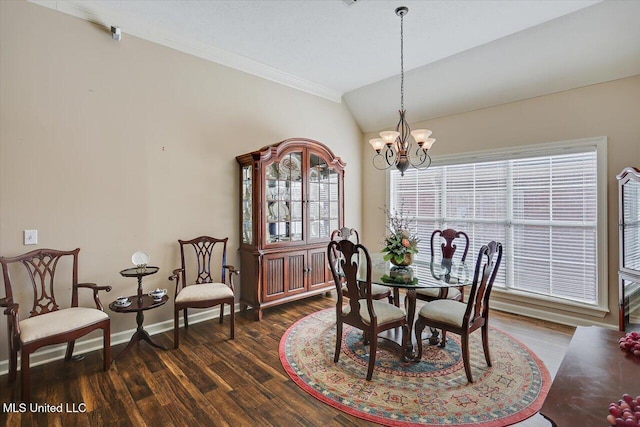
[279,308,551,427]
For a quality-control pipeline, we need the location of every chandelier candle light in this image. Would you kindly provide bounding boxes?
[369,6,436,177]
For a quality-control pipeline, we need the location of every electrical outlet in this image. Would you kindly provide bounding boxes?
[24,230,38,245]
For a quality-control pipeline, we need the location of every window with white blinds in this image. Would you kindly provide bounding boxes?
[389,142,602,306]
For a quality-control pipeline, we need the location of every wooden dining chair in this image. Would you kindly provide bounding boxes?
[331,227,393,303]
[169,236,239,349]
[416,228,470,303]
[328,239,408,380]
[415,241,502,383]
[0,248,112,401]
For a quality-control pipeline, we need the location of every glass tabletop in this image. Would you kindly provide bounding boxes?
[366,260,473,289]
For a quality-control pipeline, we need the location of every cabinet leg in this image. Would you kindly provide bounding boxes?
[253,308,263,321]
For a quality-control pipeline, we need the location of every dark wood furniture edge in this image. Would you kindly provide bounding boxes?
[540,326,640,427]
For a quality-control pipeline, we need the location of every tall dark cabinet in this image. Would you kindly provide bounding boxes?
[617,166,640,331]
[236,138,345,320]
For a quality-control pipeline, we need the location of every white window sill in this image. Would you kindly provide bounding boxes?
[491,287,609,319]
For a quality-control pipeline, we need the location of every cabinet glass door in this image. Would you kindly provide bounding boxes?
[265,151,303,244]
[308,153,340,240]
[621,276,640,327]
[241,165,253,244]
[622,177,640,271]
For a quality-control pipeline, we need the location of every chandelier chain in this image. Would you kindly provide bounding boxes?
[400,11,404,112]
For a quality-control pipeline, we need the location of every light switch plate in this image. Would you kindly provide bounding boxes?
[24,229,38,245]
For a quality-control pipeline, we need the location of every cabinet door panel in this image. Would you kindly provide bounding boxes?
[288,253,306,292]
[308,247,332,290]
[262,251,307,302]
[263,255,285,299]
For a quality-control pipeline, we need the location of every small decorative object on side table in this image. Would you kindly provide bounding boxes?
[110,253,167,361]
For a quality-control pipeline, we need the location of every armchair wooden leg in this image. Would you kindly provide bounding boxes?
[334,320,342,363]
[414,318,425,360]
[104,324,111,370]
[65,340,75,361]
[461,334,473,383]
[229,305,234,340]
[366,336,377,381]
[219,303,224,324]
[183,308,188,329]
[21,351,30,402]
[440,331,447,348]
[482,325,491,367]
[401,323,409,359]
[174,310,180,349]
[9,348,17,382]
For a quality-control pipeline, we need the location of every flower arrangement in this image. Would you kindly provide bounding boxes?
[381,205,419,265]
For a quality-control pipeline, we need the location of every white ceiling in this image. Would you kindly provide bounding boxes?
[30,0,640,133]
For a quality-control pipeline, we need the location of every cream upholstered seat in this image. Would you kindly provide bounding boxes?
[415,241,503,383]
[20,308,109,344]
[328,239,408,381]
[170,236,238,349]
[174,282,234,304]
[0,248,111,402]
[416,299,466,328]
[342,299,406,325]
[416,287,462,301]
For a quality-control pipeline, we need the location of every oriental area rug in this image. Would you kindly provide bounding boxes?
[279,309,550,427]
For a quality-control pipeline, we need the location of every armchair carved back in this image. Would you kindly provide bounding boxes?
[430,228,470,263]
[465,241,503,327]
[178,236,228,285]
[0,248,80,319]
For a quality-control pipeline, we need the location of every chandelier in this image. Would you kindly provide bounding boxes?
[369,6,435,177]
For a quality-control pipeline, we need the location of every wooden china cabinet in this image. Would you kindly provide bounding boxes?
[236,138,345,320]
[617,166,640,331]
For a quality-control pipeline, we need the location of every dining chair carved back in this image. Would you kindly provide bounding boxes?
[416,228,470,303]
[169,236,238,349]
[328,239,408,380]
[415,241,503,383]
[0,248,111,401]
[330,227,393,304]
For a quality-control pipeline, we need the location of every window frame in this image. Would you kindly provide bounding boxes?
[386,136,609,317]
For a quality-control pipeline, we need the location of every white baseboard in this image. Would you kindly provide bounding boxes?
[490,300,617,330]
[0,303,238,376]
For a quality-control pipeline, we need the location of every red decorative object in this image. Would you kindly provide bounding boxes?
[619,331,640,357]
[607,394,640,426]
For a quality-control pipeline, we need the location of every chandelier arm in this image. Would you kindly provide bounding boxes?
[408,149,432,169]
[372,153,395,171]
[384,145,399,166]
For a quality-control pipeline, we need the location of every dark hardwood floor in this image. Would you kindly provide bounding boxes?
[0,293,574,426]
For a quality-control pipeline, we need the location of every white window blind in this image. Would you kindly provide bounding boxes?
[389,146,599,305]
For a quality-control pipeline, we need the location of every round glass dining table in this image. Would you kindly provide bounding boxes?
[363,260,474,361]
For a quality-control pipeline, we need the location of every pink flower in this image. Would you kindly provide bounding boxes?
[401,238,411,248]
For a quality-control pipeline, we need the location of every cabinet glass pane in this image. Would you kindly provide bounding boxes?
[622,179,640,271]
[310,153,340,239]
[242,166,253,244]
[308,154,340,239]
[265,151,303,244]
[622,277,640,325]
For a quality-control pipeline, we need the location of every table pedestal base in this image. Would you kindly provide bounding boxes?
[112,304,167,362]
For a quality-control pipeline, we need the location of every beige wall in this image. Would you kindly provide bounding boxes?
[362,75,640,328]
[0,0,362,363]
